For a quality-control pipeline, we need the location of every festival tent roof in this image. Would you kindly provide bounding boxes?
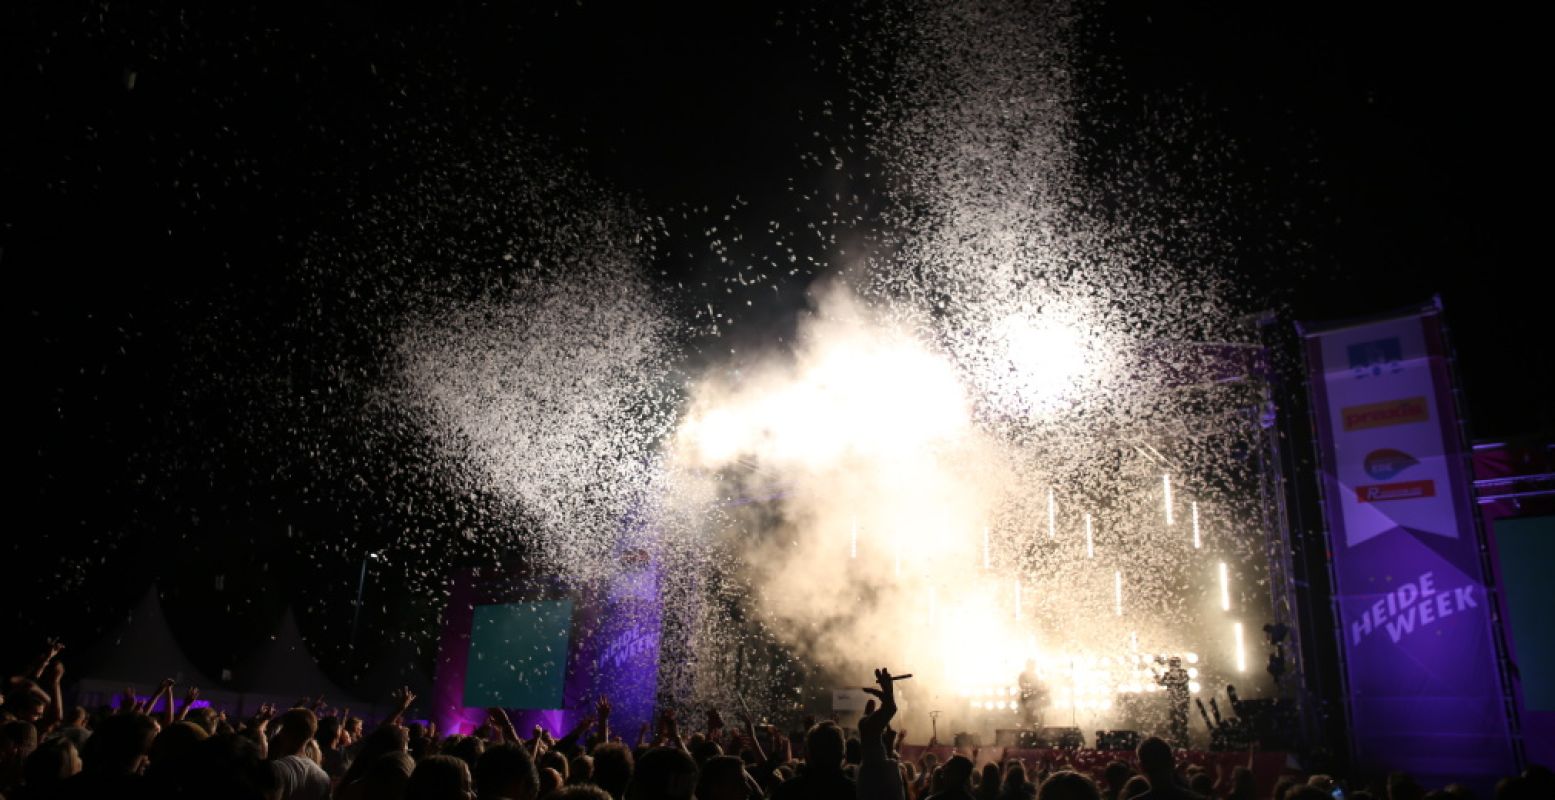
[76,585,218,689]
[236,607,362,704]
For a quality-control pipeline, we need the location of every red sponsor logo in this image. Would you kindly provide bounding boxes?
[1341,397,1429,431]
[1355,480,1436,503]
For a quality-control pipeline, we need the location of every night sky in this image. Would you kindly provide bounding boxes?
[8,2,1547,691]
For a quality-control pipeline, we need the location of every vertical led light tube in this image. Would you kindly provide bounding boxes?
[1219,562,1231,611]
[1191,501,1202,549]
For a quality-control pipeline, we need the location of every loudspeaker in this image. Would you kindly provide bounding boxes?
[1094,730,1141,751]
[1040,726,1085,749]
[995,729,1044,748]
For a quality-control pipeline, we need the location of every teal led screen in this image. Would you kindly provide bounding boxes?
[464,600,574,709]
[1494,516,1555,711]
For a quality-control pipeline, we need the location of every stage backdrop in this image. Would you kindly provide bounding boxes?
[1300,301,1517,785]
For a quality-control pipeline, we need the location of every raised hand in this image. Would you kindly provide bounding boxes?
[185,686,201,703]
[596,696,612,719]
[44,660,65,685]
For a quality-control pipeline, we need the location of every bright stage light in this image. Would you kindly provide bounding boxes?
[1219,561,1231,611]
[1085,513,1095,558]
[998,313,1090,411]
[1187,667,1198,679]
[1185,652,1199,664]
[1191,501,1201,549]
[1163,474,1174,526]
[1047,489,1056,539]
[1234,622,1247,673]
[1114,570,1123,616]
[1189,681,1202,694]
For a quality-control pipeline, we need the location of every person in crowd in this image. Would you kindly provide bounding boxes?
[550,787,612,800]
[1120,775,1150,800]
[856,668,904,800]
[591,741,634,800]
[1103,762,1135,800]
[769,721,853,800]
[406,753,476,800]
[1040,772,1102,800]
[59,712,157,799]
[268,708,331,800]
[628,747,698,800]
[14,736,81,799]
[347,751,416,800]
[1001,762,1038,800]
[1133,738,1200,800]
[569,753,594,785]
[696,754,755,800]
[976,762,1003,800]
[1187,772,1213,797]
[475,742,539,800]
[927,754,977,800]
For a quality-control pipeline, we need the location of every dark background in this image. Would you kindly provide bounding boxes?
[6,0,1546,722]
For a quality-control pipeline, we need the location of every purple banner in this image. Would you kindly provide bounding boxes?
[1302,303,1516,784]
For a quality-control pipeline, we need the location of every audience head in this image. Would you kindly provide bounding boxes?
[569,753,594,785]
[1104,761,1133,795]
[1120,775,1150,799]
[1389,772,1426,800]
[941,754,975,788]
[592,741,635,799]
[1,719,39,764]
[22,736,81,787]
[629,746,698,800]
[1136,737,1174,780]
[82,712,158,775]
[804,721,846,771]
[1190,771,1214,795]
[447,734,485,772]
[149,720,209,771]
[1041,771,1103,800]
[475,743,539,800]
[364,751,417,799]
[2,684,48,724]
[551,787,613,800]
[407,753,476,800]
[697,754,749,800]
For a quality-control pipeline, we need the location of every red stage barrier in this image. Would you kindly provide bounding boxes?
[895,746,1294,798]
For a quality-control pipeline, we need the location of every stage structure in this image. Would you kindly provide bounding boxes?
[656,314,1308,751]
[431,315,1314,751]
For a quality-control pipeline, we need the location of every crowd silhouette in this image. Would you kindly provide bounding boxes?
[1,641,1550,800]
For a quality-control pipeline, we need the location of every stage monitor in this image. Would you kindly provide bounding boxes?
[463,600,574,710]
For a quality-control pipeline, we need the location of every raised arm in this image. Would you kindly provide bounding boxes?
[40,660,66,733]
[179,686,201,721]
[25,640,65,681]
[385,686,416,728]
[596,696,612,745]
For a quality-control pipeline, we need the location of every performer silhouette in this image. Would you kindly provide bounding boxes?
[1153,657,1191,748]
[1018,659,1047,728]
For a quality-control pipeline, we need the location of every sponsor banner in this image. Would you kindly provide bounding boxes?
[1302,306,1516,782]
